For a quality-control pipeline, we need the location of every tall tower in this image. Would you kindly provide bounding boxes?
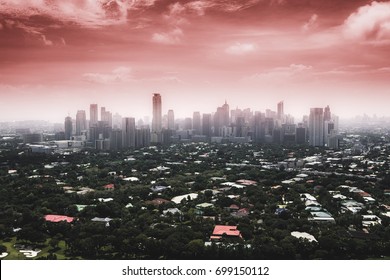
[151,93,162,143]
[309,108,324,146]
[75,110,87,136]
[277,101,284,120]
[324,105,331,122]
[202,113,212,138]
[122,117,136,149]
[167,109,175,130]
[193,112,201,135]
[90,104,98,127]
[64,116,73,140]
[222,100,230,126]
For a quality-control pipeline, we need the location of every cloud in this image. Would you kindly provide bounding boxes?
[144,76,184,84]
[41,34,53,46]
[225,43,256,55]
[343,1,390,43]
[302,14,318,32]
[244,64,313,82]
[0,0,158,27]
[151,27,183,45]
[182,0,262,16]
[83,67,133,84]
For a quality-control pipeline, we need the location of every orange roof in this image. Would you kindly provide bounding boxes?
[44,215,74,223]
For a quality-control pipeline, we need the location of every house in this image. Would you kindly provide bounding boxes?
[145,198,170,206]
[228,204,240,212]
[122,177,139,182]
[195,202,214,215]
[231,208,250,218]
[163,208,182,216]
[103,184,115,190]
[308,211,335,223]
[291,231,317,242]
[362,215,382,228]
[210,225,242,240]
[236,179,257,186]
[171,193,198,204]
[44,215,74,223]
[91,217,113,227]
[150,185,171,192]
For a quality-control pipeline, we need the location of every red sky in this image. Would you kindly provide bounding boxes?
[1,0,390,122]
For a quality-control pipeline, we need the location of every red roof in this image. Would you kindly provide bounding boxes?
[229,204,240,210]
[358,191,371,197]
[211,225,242,238]
[104,184,115,189]
[44,215,74,223]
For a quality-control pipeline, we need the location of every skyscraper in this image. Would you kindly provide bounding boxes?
[90,104,98,127]
[167,109,175,130]
[151,93,162,143]
[64,116,73,140]
[277,101,284,120]
[193,112,201,135]
[202,113,212,138]
[222,100,230,126]
[122,117,136,148]
[75,110,87,136]
[309,108,324,146]
[324,105,331,122]
[101,107,113,127]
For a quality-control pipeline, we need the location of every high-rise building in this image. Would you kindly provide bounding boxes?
[112,113,122,129]
[184,118,192,130]
[110,129,122,151]
[136,127,151,148]
[64,116,73,140]
[296,126,306,144]
[75,110,87,136]
[193,112,201,135]
[90,104,98,127]
[122,117,136,149]
[202,113,212,138]
[167,109,175,130]
[277,101,284,120]
[309,108,324,146]
[222,101,230,126]
[281,124,296,144]
[324,105,331,122]
[151,93,162,143]
[101,107,113,127]
[213,106,225,136]
[235,116,245,137]
[253,112,265,143]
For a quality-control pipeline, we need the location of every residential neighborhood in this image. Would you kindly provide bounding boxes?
[1,128,390,259]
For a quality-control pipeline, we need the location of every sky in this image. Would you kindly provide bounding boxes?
[1,0,390,122]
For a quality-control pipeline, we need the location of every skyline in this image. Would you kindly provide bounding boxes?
[1,0,390,121]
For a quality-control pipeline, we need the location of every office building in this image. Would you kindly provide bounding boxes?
[90,104,98,127]
[122,117,136,149]
[167,109,175,130]
[193,112,201,135]
[75,110,87,136]
[309,108,324,146]
[202,113,212,138]
[64,116,73,140]
[151,93,162,143]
